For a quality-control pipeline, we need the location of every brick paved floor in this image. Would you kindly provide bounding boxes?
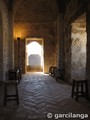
[0,73,90,120]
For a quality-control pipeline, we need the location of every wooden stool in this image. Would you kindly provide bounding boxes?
[71,80,89,101]
[4,80,19,106]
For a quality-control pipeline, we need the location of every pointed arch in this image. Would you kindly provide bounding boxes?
[26,38,44,72]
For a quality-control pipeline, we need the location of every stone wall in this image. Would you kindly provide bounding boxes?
[14,39,25,73]
[44,36,56,73]
[64,0,86,83]
[14,40,18,67]
[86,1,90,98]
[0,0,11,81]
[55,13,64,69]
[14,22,56,73]
[0,0,14,81]
[8,12,14,70]
[0,12,3,80]
[71,18,86,80]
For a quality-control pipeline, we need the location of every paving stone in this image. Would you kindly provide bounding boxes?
[0,73,90,120]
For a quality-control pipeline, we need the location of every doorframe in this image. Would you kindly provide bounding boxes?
[25,37,44,73]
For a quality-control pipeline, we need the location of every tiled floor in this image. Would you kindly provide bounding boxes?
[0,73,90,120]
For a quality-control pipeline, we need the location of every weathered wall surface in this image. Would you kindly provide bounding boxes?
[71,20,86,80]
[55,13,64,69]
[0,13,3,80]
[64,0,86,83]
[86,1,90,98]
[14,39,25,73]
[44,36,56,73]
[0,0,14,81]
[14,22,56,73]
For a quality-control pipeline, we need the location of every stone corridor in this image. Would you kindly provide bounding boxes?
[0,73,90,120]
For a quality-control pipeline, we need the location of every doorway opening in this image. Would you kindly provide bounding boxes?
[26,38,44,73]
[71,13,87,80]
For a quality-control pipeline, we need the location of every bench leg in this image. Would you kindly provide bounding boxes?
[15,85,19,104]
[75,82,79,101]
[4,84,7,106]
[85,81,89,100]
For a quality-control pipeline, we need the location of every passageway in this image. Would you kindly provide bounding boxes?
[26,38,44,73]
[0,0,90,120]
[0,73,90,120]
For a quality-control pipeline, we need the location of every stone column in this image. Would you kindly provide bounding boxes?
[0,0,14,81]
[56,13,64,69]
[64,24,72,82]
[0,12,3,80]
[8,6,14,69]
[86,1,90,98]
[0,1,10,81]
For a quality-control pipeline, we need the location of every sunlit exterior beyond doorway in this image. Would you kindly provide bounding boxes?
[26,38,44,73]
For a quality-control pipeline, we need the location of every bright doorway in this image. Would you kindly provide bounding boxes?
[26,38,44,73]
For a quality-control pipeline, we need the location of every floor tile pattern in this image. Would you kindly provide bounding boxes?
[0,73,90,120]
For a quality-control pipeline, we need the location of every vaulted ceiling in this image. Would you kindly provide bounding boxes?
[14,0,71,22]
[57,0,71,13]
[15,0,58,22]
